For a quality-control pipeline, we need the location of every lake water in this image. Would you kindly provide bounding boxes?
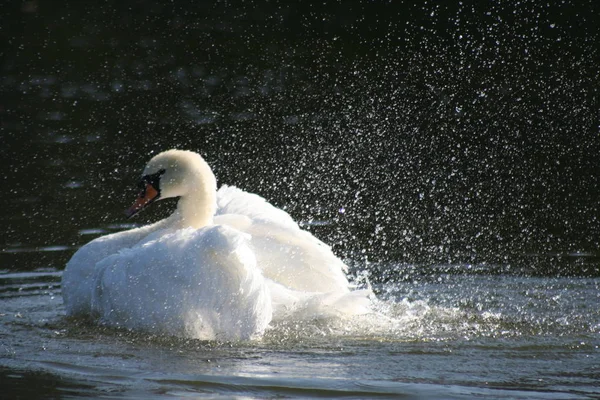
[2,1,599,399]
[0,270,600,399]
[2,268,599,399]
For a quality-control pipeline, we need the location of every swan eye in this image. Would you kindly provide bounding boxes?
[139,168,166,195]
[126,169,166,218]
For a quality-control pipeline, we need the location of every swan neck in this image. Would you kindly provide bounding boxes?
[172,159,217,229]
[176,189,216,229]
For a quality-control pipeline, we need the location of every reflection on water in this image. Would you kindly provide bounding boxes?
[0,368,98,399]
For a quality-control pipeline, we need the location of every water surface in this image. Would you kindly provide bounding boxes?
[1,267,598,398]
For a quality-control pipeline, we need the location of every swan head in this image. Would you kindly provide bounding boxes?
[125,150,216,219]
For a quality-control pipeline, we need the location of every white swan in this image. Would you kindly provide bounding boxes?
[62,150,372,340]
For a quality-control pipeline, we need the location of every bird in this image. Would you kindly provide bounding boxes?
[62,149,372,340]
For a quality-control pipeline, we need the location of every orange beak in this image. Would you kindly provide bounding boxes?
[125,183,160,218]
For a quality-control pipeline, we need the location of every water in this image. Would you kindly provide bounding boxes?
[2,1,600,398]
[1,269,598,398]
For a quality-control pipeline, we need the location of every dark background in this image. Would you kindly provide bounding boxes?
[2,0,599,277]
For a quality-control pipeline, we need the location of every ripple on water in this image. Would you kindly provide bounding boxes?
[78,228,107,236]
[63,181,84,189]
[2,246,71,254]
[106,223,140,230]
[0,270,598,399]
[0,269,61,300]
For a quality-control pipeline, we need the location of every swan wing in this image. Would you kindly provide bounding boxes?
[89,225,272,340]
[215,187,350,293]
[62,221,169,317]
[216,185,298,229]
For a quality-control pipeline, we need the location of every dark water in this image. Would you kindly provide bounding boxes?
[1,1,599,398]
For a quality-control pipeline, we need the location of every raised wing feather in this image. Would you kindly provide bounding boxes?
[215,185,350,293]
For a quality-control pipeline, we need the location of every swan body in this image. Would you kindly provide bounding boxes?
[62,150,371,340]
